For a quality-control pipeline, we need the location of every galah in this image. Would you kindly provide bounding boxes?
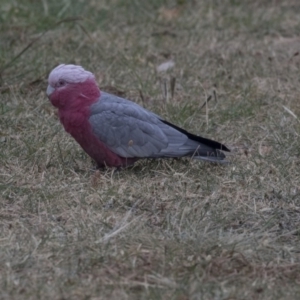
[46,64,230,168]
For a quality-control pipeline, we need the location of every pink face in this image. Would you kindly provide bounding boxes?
[47,64,100,110]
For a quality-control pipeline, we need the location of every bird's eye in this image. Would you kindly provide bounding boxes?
[57,79,66,87]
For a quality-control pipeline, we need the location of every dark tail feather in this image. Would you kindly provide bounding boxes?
[161,120,230,162]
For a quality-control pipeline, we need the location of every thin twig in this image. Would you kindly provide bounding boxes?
[0,17,83,76]
[170,76,176,99]
[213,89,218,103]
[139,89,145,105]
[199,95,212,110]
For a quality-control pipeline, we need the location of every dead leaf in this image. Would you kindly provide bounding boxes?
[156,60,175,72]
[159,7,181,21]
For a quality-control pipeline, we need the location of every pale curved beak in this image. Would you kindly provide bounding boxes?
[46,85,55,96]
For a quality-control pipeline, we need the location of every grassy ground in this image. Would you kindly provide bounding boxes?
[1,0,300,299]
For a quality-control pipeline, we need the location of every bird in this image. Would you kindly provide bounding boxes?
[46,64,230,168]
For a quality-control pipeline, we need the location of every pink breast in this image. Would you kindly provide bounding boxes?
[59,110,135,167]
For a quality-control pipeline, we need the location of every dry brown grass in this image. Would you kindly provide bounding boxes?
[1,0,300,299]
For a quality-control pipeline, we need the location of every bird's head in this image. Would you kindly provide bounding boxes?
[47,64,100,110]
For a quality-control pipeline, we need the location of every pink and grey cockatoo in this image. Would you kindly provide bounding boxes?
[46,64,229,168]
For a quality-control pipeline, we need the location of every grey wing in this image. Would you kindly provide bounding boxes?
[89,92,196,158]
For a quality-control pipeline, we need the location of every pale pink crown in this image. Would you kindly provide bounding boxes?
[48,64,95,86]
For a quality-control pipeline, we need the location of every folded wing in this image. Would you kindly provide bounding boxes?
[89,92,229,161]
